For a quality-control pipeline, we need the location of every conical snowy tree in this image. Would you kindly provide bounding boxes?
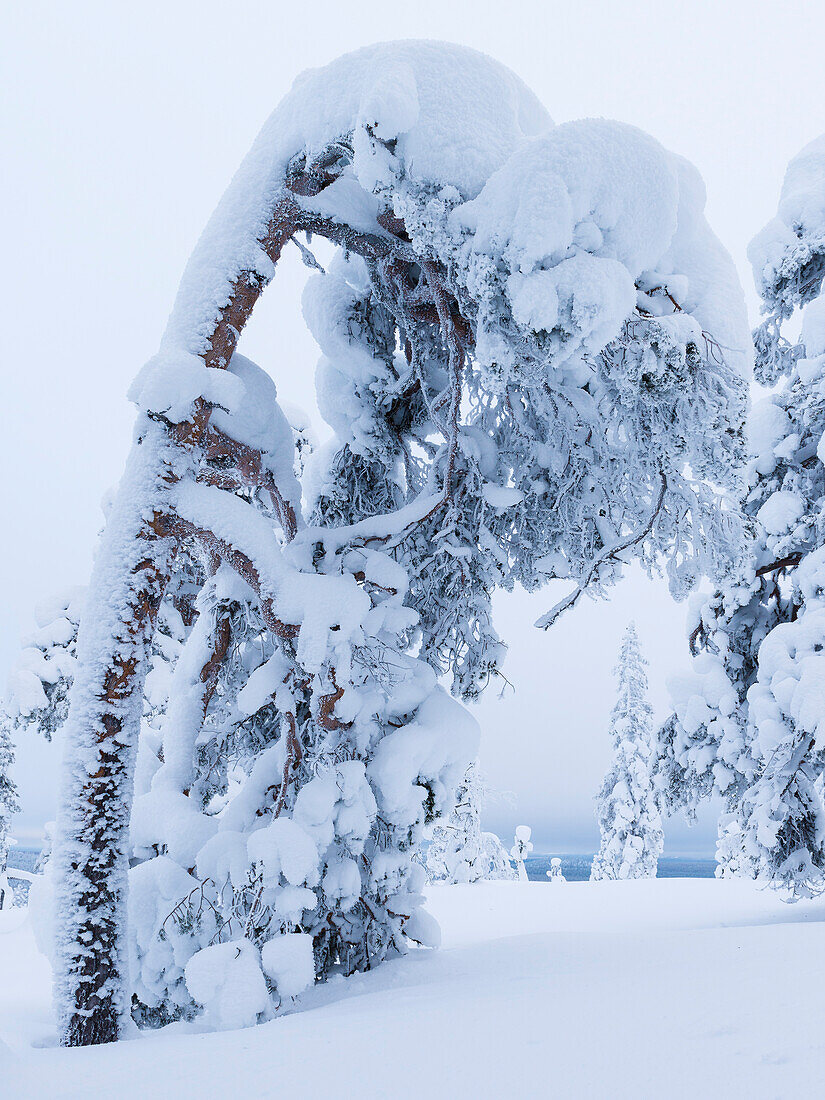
[425,760,515,883]
[22,43,749,1044]
[656,134,825,896]
[591,624,663,881]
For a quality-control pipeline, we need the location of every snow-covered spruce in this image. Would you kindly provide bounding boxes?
[591,624,663,881]
[425,761,515,883]
[658,135,825,896]
[49,41,749,1043]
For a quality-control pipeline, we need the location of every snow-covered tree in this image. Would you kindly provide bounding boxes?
[481,830,518,881]
[511,825,533,881]
[42,42,749,1044]
[546,857,566,883]
[656,135,825,896]
[35,823,54,875]
[591,623,663,881]
[0,716,19,909]
[426,760,515,883]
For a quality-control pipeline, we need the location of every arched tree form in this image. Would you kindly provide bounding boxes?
[50,42,749,1045]
[656,134,825,896]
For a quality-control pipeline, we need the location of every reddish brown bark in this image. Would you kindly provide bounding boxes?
[59,154,459,1046]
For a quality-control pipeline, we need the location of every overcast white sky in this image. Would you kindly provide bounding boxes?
[3,0,825,853]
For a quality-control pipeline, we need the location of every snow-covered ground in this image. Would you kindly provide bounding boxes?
[2,879,824,1098]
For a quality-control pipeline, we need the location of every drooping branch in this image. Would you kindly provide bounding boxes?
[755,552,803,577]
[200,149,423,373]
[534,469,668,631]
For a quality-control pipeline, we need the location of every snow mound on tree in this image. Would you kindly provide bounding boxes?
[459,118,678,276]
[261,933,315,999]
[163,40,552,357]
[368,686,480,826]
[750,132,825,310]
[184,939,269,1031]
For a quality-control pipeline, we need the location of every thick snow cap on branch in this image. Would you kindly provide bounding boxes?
[750,133,825,310]
[749,607,825,755]
[173,480,370,670]
[128,350,245,421]
[148,37,748,424]
[458,121,750,380]
[459,119,679,278]
[212,353,302,508]
[161,41,551,358]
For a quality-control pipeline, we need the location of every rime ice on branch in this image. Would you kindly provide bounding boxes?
[659,135,825,896]
[49,41,749,1044]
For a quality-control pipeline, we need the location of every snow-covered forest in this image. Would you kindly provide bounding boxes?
[4,4,825,1096]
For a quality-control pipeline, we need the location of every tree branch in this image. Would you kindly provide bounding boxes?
[534,469,667,631]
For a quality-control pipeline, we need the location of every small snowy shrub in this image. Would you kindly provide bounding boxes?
[261,933,315,1000]
[184,939,270,1031]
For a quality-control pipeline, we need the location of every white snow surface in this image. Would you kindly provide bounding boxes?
[3,879,825,1097]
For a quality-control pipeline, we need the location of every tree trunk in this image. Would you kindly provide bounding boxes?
[53,422,179,1045]
[54,198,299,1045]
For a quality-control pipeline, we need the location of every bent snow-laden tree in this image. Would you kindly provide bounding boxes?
[51,41,750,1045]
[591,623,663,881]
[657,135,825,894]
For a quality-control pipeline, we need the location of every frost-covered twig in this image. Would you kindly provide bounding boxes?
[535,470,667,630]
